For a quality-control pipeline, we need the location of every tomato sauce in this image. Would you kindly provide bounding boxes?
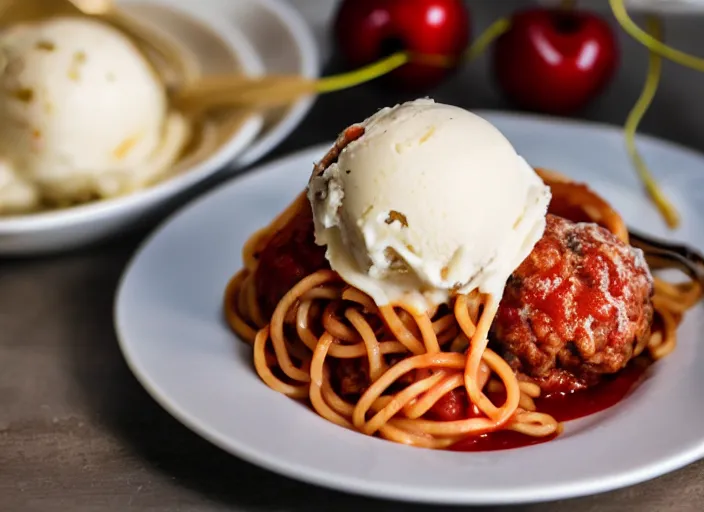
[519,226,630,343]
[254,206,328,315]
[534,357,651,423]
[255,201,655,453]
[450,430,558,452]
[448,358,651,452]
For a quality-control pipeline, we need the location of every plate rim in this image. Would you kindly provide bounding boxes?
[114,112,704,505]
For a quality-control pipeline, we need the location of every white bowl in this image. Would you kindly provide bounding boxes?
[205,0,321,168]
[0,2,265,255]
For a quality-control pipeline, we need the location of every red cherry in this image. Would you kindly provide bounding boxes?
[493,8,619,115]
[334,0,470,90]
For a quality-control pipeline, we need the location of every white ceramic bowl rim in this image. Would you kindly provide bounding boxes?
[233,0,320,167]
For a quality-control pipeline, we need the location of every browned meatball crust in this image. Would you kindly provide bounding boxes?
[492,215,654,393]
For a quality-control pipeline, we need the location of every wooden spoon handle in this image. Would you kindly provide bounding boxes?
[172,74,319,113]
[0,0,81,23]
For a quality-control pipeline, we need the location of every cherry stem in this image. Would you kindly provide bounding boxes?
[610,0,704,71]
[623,15,680,228]
[315,18,511,94]
[316,53,410,93]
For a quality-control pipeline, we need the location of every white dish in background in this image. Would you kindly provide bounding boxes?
[115,112,704,505]
[538,0,704,12]
[160,0,321,168]
[285,0,337,64]
[0,2,264,255]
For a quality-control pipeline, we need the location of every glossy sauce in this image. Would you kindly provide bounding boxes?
[534,357,651,423]
[255,199,654,452]
[496,215,646,374]
[526,238,615,335]
[450,430,558,452]
[448,359,651,452]
[530,224,629,342]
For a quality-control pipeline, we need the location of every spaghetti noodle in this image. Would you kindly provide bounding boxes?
[223,162,700,450]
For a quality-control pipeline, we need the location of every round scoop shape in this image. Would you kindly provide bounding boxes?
[0,16,189,213]
[308,98,551,312]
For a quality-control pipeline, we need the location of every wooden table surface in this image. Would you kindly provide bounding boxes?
[4,2,704,509]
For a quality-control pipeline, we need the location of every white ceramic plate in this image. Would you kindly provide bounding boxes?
[0,2,264,255]
[161,0,320,168]
[115,112,704,505]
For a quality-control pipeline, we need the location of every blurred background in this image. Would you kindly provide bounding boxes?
[284,0,704,155]
[3,1,704,510]
[1,0,702,251]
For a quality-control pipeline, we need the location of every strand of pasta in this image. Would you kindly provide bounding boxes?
[224,168,699,448]
[241,264,551,443]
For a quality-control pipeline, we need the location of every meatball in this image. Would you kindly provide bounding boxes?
[254,125,365,315]
[492,214,654,393]
[333,359,369,397]
[254,206,328,315]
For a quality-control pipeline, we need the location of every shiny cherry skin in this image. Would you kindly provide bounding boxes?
[334,0,470,90]
[493,8,618,115]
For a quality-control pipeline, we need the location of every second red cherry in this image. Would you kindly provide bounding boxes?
[493,8,619,115]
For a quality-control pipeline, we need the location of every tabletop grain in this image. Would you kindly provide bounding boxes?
[3,1,704,510]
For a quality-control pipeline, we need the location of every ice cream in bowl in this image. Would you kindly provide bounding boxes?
[0,16,190,212]
[0,3,264,254]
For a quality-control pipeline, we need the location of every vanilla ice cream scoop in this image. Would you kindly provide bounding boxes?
[0,17,189,213]
[308,99,551,312]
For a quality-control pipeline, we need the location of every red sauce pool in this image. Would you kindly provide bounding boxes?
[254,204,654,452]
[450,430,559,452]
[534,358,651,423]
[449,359,651,452]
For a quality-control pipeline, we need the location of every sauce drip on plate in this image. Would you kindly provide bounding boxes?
[449,359,651,452]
